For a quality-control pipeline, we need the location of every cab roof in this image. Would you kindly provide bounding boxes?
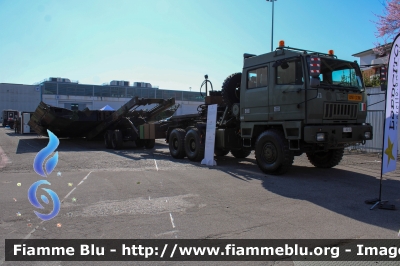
[243,46,337,69]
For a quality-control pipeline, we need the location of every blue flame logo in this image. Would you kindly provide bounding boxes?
[28,180,60,221]
[29,130,61,221]
[33,130,59,177]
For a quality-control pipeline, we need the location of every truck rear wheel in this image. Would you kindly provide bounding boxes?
[144,139,155,149]
[104,130,113,149]
[111,130,123,150]
[169,128,186,158]
[255,129,294,175]
[214,149,230,156]
[306,148,344,168]
[184,128,204,162]
[221,73,241,106]
[230,149,251,158]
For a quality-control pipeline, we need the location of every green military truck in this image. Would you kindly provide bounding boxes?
[166,41,373,175]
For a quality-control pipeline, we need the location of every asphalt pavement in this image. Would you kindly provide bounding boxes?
[0,127,399,266]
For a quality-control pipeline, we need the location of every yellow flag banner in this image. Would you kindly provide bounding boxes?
[382,34,400,174]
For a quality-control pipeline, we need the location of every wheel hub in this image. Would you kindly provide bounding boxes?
[173,139,178,149]
[190,139,196,151]
[262,142,277,163]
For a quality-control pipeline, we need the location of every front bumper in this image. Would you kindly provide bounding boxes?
[304,124,373,145]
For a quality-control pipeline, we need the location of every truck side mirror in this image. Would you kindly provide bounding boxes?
[310,77,320,87]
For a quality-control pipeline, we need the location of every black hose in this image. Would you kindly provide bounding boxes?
[199,80,214,98]
[199,80,206,98]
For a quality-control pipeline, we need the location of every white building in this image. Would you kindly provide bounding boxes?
[0,78,205,122]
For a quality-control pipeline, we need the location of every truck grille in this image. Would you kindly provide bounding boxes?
[323,103,357,119]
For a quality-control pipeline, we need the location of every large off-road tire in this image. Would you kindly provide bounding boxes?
[306,148,344,168]
[230,149,251,158]
[169,128,186,159]
[144,139,155,149]
[111,130,123,150]
[214,149,230,157]
[104,130,113,149]
[184,128,205,162]
[221,73,241,106]
[135,139,145,148]
[255,129,294,175]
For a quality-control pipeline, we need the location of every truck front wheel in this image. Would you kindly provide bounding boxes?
[184,128,205,162]
[255,129,294,175]
[169,128,186,158]
[306,148,344,168]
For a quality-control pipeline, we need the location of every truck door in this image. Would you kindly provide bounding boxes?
[269,57,306,120]
[242,65,269,121]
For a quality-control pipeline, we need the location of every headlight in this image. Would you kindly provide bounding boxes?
[364,132,371,139]
[316,133,326,142]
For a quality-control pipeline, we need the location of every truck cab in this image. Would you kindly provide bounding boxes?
[235,41,372,174]
[167,41,373,175]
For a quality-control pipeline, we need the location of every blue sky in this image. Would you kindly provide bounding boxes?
[0,0,387,91]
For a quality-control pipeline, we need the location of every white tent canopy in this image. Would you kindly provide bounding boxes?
[99,105,114,111]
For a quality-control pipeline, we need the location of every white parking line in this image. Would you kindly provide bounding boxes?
[61,171,92,203]
[169,213,176,228]
[154,159,159,171]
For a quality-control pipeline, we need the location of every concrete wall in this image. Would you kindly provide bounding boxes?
[0,83,41,121]
[366,87,385,111]
[363,87,400,154]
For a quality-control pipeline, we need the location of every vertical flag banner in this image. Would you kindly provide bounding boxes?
[382,35,400,174]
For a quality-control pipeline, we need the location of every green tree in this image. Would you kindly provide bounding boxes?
[362,72,380,87]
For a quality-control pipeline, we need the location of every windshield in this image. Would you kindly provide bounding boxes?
[308,56,364,91]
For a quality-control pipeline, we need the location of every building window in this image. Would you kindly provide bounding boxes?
[101,87,111,97]
[127,88,136,98]
[42,83,57,94]
[110,87,119,97]
[118,87,126,97]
